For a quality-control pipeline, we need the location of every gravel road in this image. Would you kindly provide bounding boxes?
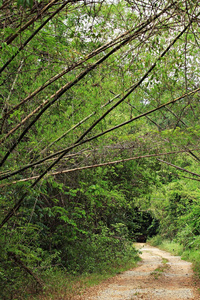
[77,243,200,300]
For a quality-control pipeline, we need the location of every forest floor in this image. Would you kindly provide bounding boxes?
[74,243,200,300]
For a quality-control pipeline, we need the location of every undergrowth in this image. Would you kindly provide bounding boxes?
[6,240,140,300]
[148,235,200,279]
[30,254,140,300]
[0,223,140,299]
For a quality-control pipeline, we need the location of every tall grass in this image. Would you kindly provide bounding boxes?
[148,235,200,279]
[31,255,140,300]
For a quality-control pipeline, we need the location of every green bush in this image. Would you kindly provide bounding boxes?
[60,224,138,274]
[148,234,163,246]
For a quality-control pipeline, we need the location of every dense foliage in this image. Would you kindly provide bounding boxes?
[0,0,200,298]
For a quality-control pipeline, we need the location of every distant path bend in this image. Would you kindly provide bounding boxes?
[79,243,200,300]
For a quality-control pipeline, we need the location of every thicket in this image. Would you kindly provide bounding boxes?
[0,161,158,298]
[146,156,200,276]
[0,0,200,298]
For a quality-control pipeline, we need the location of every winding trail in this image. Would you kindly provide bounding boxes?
[78,243,200,300]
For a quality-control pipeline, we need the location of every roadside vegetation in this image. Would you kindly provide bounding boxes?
[149,237,200,279]
[30,253,140,300]
[147,163,200,279]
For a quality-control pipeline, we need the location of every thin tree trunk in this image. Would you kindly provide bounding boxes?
[8,252,44,288]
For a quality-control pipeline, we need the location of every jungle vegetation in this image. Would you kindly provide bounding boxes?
[0,0,200,298]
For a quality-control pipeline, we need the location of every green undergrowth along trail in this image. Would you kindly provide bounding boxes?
[21,246,140,300]
[0,220,140,299]
[144,163,200,280]
[38,257,140,300]
[149,237,200,280]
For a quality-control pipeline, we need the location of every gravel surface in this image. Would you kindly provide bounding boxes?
[76,243,200,300]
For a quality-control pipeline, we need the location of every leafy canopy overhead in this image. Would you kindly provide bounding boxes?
[0,0,200,226]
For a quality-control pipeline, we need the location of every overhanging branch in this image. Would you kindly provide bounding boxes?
[0,3,175,167]
[0,87,199,181]
[157,158,200,178]
[1,149,200,188]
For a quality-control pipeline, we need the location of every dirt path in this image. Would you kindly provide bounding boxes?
[77,243,200,300]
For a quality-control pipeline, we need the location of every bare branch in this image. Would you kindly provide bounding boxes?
[157,158,200,178]
[0,87,199,181]
[1,149,199,188]
[1,0,60,48]
[0,3,176,167]
[0,0,77,74]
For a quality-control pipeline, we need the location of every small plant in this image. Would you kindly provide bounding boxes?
[150,257,169,279]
